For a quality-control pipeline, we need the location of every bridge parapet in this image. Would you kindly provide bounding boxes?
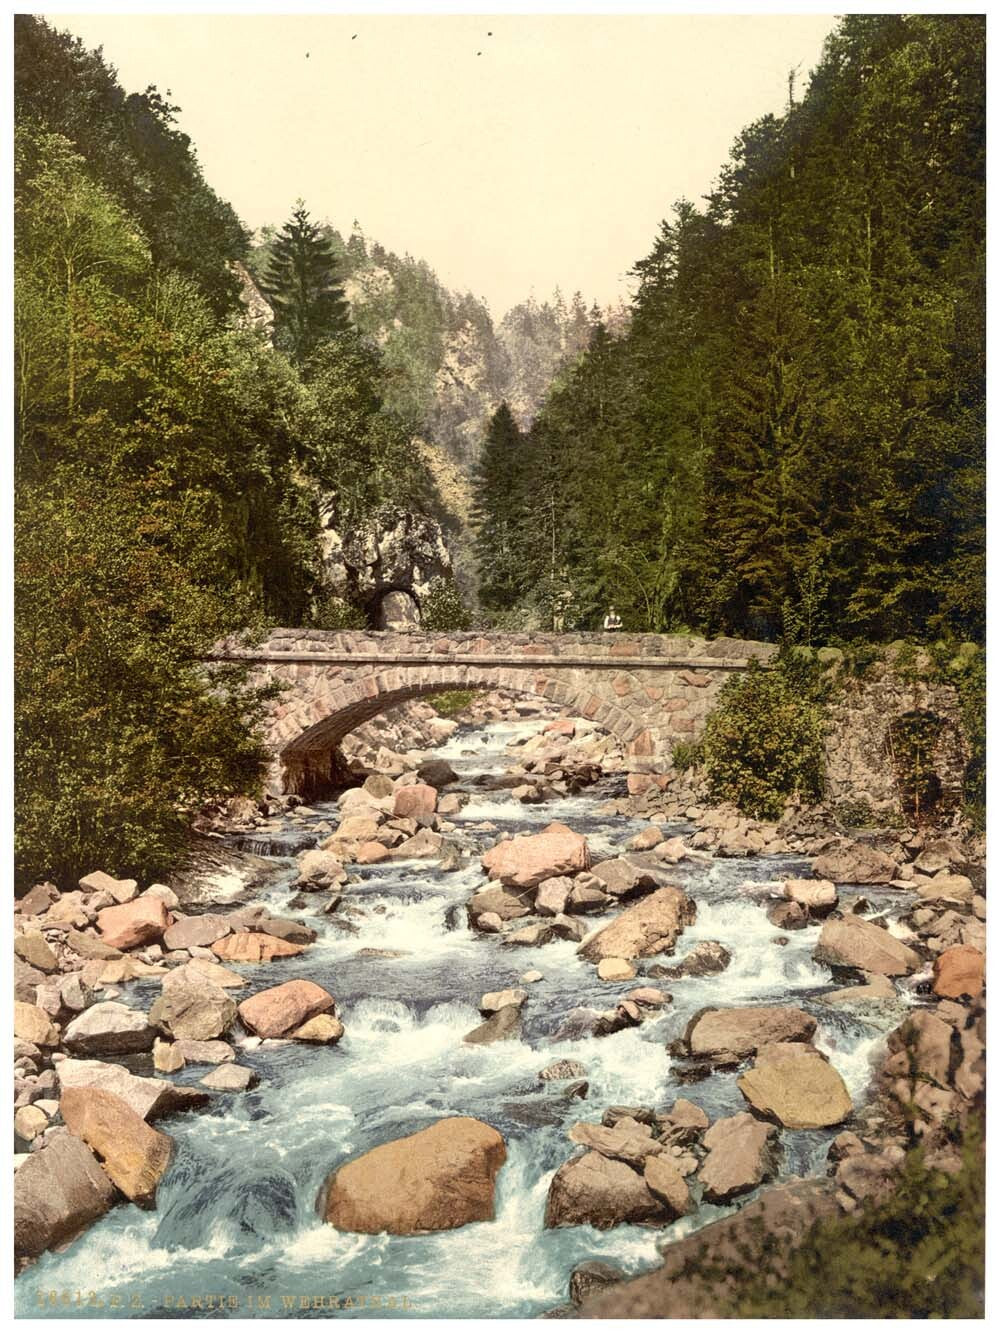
[214,628,777,667]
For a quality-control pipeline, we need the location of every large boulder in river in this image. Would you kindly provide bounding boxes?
[96,895,171,950]
[737,1043,852,1129]
[650,940,731,980]
[813,916,919,976]
[535,876,573,916]
[463,1004,522,1045]
[211,932,305,963]
[481,822,590,890]
[783,879,838,916]
[321,1117,506,1234]
[578,886,696,962]
[59,1087,173,1208]
[149,970,236,1041]
[589,856,659,899]
[14,1133,116,1259]
[238,979,335,1038]
[683,1005,816,1061]
[56,1057,208,1121]
[697,1112,781,1203]
[811,841,897,884]
[63,1001,156,1055]
[393,783,438,819]
[468,884,532,924]
[162,913,232,951]
[416,759,458,789]
[932,945,985,999]
[545,1150,666,1229]
[296,849,347,887]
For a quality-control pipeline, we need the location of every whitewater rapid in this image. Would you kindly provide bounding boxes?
[16,718,909,1320]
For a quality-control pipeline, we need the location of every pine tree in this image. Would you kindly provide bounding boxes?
[471,402,529,611]
[264,200,351,362]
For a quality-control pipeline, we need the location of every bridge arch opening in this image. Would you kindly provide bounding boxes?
[271,667,637,797]
[886,708,965,822]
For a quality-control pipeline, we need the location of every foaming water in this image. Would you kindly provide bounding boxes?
[16,718,909,1319]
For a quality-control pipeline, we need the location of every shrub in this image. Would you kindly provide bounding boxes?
[671,740,702,773]
[729,1122,985,1318]
[700,657,826,820]
[835,798,900,830]
[424,689,478,718]
[15,469,271,887]
[420,576,472,631]
[948,648,985,830]
[310,593,367,631]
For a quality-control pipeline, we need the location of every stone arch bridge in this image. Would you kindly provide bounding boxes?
[210,629,777,796]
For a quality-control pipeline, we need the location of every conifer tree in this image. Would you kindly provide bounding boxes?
[471,402,529,610]
[264,200,351,362]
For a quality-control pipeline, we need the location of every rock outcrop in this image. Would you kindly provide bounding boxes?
[320,505,454,629]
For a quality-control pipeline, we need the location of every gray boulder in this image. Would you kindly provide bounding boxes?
[14,1134,116,1258]
[63,1002,155,1056]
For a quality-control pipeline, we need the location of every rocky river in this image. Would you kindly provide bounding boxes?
[14,705,984,1319]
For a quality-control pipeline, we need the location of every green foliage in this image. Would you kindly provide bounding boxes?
[14,15,247,315]
[471,403,530,611]
[701,659,826,819]
[263,201,351,363]
[670,740,702,773]
[13,21,436,886]
[424,689,478,719]
[729,1124,985,1318]
[420,576,472,632]
[471,15,984,646]
[835,798,899,830]
[310,595,367,632]
[303,337,433,527]
[15,469,271,885]
[951,649,986,829]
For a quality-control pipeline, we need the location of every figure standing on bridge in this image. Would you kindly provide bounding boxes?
[603,605,622,631]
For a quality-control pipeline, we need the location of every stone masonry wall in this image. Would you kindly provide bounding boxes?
[824,670,968,818]
[212,629,776,794]
[211,630,971,806]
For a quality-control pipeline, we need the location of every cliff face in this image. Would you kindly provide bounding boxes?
[242,226,625,602]
[246,224,623,470]
[230,261,274,339]
[320,504,454,629]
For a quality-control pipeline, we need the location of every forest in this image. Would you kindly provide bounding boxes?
[12,15,439,883]
[12,13,986,886]
[472,14,985,645]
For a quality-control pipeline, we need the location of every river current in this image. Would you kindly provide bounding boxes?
[16,717,911,1320]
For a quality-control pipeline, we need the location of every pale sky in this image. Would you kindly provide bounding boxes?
[47,12,837,316]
